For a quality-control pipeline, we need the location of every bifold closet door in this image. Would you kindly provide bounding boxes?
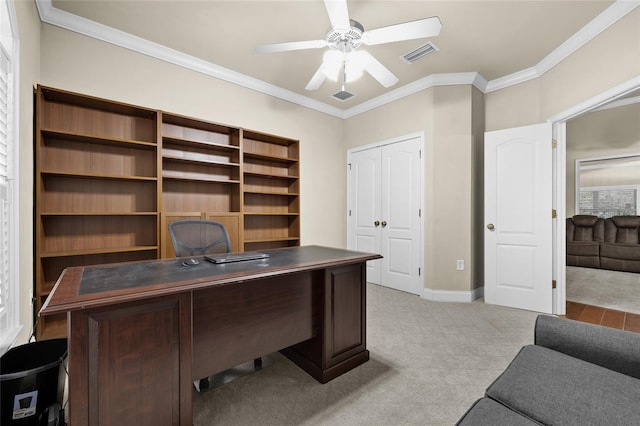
[349,137,422,295]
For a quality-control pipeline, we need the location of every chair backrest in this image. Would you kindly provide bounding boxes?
[168,219,231,257]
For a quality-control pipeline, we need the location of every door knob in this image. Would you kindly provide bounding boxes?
[374,221,380,227]
[487,223,495,231]
[381,221,387,228]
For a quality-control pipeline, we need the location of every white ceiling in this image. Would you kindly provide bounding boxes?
[43,1,636,117]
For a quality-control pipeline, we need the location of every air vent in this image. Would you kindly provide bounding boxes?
[401,41,439,64]
[332,90,356,102]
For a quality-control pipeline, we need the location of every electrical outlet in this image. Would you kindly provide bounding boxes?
[456,260,464,271]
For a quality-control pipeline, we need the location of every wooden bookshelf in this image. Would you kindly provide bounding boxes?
[34,86,301,339]
[160,112,243,254]
[242,131,300,251]
[34,86,160,339]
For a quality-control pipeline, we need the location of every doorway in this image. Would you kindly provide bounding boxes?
[484,76,640,315]
[552,76,640,315]
[564,94,640,315]
[347,132,424,295]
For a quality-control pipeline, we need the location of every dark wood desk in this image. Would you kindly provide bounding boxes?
[40,246,381,426]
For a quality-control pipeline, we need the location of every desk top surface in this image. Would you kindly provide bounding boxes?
[40,245,381,315]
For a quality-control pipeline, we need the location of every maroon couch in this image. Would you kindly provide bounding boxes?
[567,215,640,273]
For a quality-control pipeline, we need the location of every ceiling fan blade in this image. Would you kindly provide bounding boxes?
[256,39,327,54]
[324,0,350,29]
[362,17,442,46]
[360,51,398,88]
[306,64,328,90]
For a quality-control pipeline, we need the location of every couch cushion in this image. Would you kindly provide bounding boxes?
[486,345,640,426]
[456,397,541,426]
[600,242,640,261]
[611,216,640,228]
[566,241,599,256]
[571,215,599,227]
[607,216,640,244]
[566,254,600,268]
[601,257,640,273]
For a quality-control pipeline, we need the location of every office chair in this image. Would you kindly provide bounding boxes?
[167,219,263,391]
[168,219,231,257]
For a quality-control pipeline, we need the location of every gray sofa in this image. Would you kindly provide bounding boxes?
[456,315,640,425]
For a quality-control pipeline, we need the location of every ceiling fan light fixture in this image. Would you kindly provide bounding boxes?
[322,50,343,81]
[322,50,369,83]
[344,50,368,82]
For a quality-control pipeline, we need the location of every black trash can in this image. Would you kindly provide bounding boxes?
[1,338,67,426]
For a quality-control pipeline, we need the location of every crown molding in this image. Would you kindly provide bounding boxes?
[35,0,640,119]
[34,0,346,119]
[342,72,487,119]
[485,0,640,93]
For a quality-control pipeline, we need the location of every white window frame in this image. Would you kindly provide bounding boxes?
[0,0,21,353]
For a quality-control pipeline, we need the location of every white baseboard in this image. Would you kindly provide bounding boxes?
[422,286,484,303]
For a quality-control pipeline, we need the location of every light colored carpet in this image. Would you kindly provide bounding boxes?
[566,266,640,315]
[193,283,541,425]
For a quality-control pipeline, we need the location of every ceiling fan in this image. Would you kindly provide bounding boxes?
[256,0,442,92]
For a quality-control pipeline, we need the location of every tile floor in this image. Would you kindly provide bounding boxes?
[564,301,640,333]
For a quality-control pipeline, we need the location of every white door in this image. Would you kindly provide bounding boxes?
[349,136,422,295]
[484,123,553,313]
[350,147,382,284]
[380,140,422,294]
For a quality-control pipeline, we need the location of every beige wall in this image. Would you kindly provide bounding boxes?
[486,8,640,131]
[344,85,484,293]
[15,0,41,345]
[566,103,640,216]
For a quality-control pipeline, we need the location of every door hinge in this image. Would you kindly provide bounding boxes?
[418,267,421,276]
[552,139,557,149]
[552,209,557,218]
[552,280,557,289]
[348,209,351,217]
[348,163,351,170]
[419,208,421,217]
[419,149,422,159]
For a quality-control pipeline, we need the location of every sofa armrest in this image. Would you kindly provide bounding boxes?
[534,315,640,379]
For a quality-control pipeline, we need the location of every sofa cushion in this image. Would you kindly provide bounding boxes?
[611,215,640,228]
[600,242,640,261]
[456,397,541,426]
[566,254,600,268]
[567,216,604,242]
[486,345,640,426]
[566,241,599,256]
[534,315,640,379]
[601,257,640,273]
[606,216,640,244]
[571,215,599,227]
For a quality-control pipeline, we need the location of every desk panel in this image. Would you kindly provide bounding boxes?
[70,293,192,426]
[192,272,315,379]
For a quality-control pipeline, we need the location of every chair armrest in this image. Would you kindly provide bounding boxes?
[534,315,640,379]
